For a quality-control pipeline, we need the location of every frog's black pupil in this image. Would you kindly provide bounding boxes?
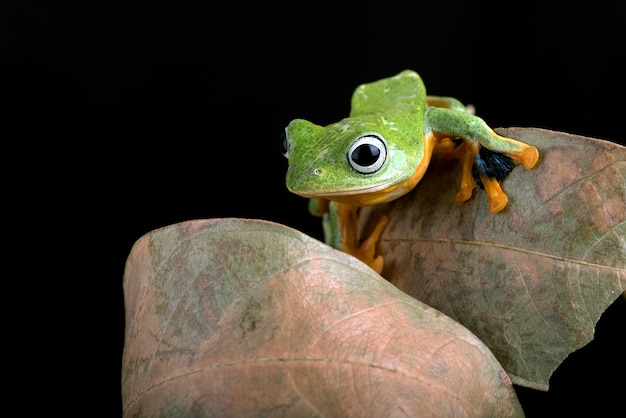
[280,130,289,155]
[352,144,380,166]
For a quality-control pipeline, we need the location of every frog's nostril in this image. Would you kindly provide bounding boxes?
[313,168,322,176]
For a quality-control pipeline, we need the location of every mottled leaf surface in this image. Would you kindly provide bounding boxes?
[358,127,626,390]
[122,218,523,417]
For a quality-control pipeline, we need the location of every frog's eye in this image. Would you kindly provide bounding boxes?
[280,128,290,158]
[347,134,388,174]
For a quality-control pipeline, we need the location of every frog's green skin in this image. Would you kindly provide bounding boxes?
[282,70,538,274]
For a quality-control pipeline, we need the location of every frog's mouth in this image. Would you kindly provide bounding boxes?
[293,166,427,206]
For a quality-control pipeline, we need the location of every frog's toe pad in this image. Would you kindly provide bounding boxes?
[481,177,508,213]
[519,146,539,169]
[455,187,475,203]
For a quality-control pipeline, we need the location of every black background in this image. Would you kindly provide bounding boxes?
[7,1,625,416]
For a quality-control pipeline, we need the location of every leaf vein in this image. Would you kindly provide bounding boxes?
[384,237,626,275]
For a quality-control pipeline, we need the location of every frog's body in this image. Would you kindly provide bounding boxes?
[282,70,538,274]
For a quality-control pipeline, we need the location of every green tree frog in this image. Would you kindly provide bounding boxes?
[281,70,539,274]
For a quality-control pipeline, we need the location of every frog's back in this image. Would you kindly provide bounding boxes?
[349,70,426,118]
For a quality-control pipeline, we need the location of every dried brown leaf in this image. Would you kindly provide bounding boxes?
[358,127,626,390]
[122,218,523,417]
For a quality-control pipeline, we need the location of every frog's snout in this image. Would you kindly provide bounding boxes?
[286,164,325,195]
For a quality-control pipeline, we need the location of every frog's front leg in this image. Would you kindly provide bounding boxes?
[427,107,539,213]
[316,199,388,274]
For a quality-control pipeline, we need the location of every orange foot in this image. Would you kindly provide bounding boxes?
[451,139,538,212]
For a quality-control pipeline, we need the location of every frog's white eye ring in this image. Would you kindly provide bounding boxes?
[280,127,290,158]
[347,134,388,174]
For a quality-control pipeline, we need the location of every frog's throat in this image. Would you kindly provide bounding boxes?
[304,134,436,207]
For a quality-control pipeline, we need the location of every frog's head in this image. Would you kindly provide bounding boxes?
[282,114,425,206]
